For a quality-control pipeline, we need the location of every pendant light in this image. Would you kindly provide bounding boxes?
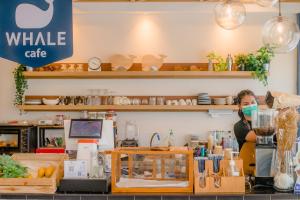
[256,0,278,7]
[262,0,300,53]
[214,0,246,30]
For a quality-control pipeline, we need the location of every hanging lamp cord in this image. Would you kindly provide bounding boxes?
[278,0,282,17]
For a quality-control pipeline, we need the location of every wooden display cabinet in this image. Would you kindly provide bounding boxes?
[111,147,193,193]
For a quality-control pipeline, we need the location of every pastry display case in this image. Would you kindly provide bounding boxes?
[111,147,193,193]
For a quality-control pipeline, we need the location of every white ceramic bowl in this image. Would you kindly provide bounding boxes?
[42,98,60,105]
[213,98,226,105]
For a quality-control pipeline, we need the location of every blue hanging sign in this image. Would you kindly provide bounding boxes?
[0,0,73,68]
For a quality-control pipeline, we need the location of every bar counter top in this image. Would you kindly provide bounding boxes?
[0,191,298,200]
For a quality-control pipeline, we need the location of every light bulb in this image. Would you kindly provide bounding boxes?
[256,0,278,7]
[262,16,300,53]
[214,0,246,30]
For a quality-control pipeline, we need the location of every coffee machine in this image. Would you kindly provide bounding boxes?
[252,109,277,187]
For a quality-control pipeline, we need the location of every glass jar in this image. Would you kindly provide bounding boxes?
[55,115,64,126]
[88,112,97,119]
[97,112,106,119]
[157,97,165,105]
[149,97,157,105]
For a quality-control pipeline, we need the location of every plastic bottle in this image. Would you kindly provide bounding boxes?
[168,129,175,147]
[207,133,214,153]
[227,152,240,176]
[227,132,233,149]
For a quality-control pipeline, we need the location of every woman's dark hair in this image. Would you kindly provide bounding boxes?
[236,89,257,120]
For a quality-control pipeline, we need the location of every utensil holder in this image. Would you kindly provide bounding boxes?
[194,159,245,194]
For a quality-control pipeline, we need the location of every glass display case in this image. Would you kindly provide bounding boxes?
[111,147,193,193]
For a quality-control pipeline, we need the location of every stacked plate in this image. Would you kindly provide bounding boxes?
[213,98,226,105]
[198,93,211,105]
[25,99,42,105]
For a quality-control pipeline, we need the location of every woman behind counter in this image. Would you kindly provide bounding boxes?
[234,90,258,151]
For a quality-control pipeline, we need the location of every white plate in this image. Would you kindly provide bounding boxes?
[25,101,42,105]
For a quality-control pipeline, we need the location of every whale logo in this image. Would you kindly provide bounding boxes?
[15,0,54,29]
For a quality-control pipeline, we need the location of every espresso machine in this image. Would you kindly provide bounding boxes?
[252,109,277,187]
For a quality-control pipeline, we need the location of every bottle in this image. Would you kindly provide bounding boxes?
[168,129,175,147]
[227,132,233,149]
[226,54,233,71]
[207,133,214,153]
[221,137,224,149]
[227,153,240,176]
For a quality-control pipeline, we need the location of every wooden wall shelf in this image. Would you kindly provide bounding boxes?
[17,105,267,112]
[23,71,254,79]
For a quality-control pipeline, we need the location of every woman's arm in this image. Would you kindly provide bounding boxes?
[245,130,256,142]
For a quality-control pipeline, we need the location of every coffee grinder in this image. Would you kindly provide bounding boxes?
[252,109,277,187]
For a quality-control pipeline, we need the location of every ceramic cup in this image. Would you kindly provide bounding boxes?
[172,100,179,106]
[226,96,233,105]
[179,99,187,106]
[166,100,172,106]
[113,96,122,105]
[186,99,192,106]
[192,99,197,106]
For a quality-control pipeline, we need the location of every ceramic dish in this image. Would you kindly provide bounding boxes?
[213,98,226,105]
[25,99,42,105]
[42,98,60,105]
[141,54,167,71]
[110,54,136,71]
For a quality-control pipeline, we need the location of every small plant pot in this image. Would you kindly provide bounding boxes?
[263,63,270,72]
[208,60,214,71]
[238,64,245,71]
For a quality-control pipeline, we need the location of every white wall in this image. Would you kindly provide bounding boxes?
[0,3,298,146]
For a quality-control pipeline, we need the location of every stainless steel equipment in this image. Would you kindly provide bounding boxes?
[252,109,277,186]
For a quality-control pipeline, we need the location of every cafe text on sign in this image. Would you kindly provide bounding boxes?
[0,0,73,68]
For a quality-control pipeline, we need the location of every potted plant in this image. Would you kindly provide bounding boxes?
[256,45,274,72]
[243,53,268,86]
[13,64,28,105]
[207,52,216,71]
[207,52,227,71]
[234,54,247,71]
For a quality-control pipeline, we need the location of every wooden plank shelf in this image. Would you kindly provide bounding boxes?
[23,71,254,79]
[17,105,268,112]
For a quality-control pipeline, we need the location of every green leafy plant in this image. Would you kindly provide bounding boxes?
[252,66,268,86]
[252,46,274,86]
[234,54,247,71]
[13,64,28,105]
[245,53,260,71]
[234,46,275,86]
[0,155,28,178]
[256,45,274,64]
[207,52,227,71]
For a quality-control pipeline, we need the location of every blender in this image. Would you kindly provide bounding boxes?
[121,121,139,147]
[251,109,277,187]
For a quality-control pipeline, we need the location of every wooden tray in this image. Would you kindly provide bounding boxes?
[194,159,245,194]
[0,153,67,194]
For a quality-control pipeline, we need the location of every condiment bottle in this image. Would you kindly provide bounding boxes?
[226,54,233,71]
[208,133,214,152]
[227,152,240,176]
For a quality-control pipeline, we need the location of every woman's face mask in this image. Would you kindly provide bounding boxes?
[242,104,258,117]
